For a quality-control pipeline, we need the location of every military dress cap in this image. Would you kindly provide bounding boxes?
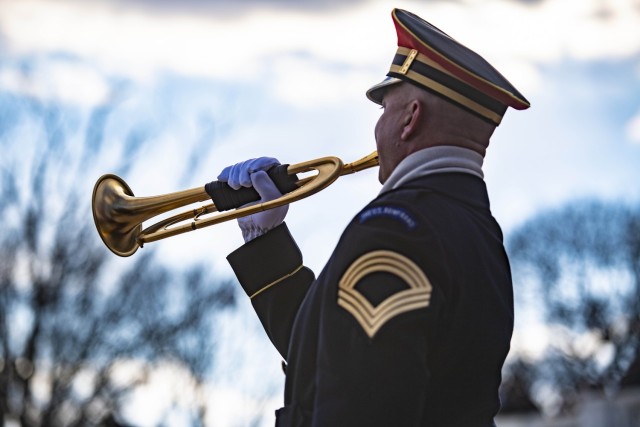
[367,8,530,125]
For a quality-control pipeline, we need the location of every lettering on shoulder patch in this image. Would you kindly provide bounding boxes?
[358,205,417,229]
[337,250,432,338]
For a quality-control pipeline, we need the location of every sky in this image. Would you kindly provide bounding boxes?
[1,0,640,424]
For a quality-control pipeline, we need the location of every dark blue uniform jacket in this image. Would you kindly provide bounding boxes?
[228,173,514,427]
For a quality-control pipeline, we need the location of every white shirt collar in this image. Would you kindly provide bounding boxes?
[379,146,484,194]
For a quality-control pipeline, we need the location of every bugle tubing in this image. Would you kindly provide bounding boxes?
[92,151,379,257]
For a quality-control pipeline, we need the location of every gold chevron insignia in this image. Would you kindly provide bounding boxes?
[338,250,432,338]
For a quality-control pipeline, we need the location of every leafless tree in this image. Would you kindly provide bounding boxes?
[0,87,236,426]
[502,199,640,415]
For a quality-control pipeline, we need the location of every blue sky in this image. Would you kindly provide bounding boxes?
[2,0,638,271]
[1,0,639,423]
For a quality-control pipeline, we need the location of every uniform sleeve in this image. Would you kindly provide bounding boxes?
[311,204,447,427]
[227,223,315,359]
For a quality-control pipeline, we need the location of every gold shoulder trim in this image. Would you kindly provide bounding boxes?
[338,250,432,338]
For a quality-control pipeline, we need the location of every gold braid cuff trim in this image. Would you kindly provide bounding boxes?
[249,264,305,299]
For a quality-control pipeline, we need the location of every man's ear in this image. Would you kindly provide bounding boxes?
[400,100,421,141]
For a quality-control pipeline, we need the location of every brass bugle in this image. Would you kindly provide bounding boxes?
[92,151,379,257]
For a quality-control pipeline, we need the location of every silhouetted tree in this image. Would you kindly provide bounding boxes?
[503,199,640,414]
[0,84,235,426]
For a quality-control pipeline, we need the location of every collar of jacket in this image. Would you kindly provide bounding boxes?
[379,145,484,195]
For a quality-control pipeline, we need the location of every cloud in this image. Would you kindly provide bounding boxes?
[1,0,639,110]
[0,57,110,107]
[627,112,640,144]
[267,55,380,107]
[0,1,383,72]
[110,0,368,14]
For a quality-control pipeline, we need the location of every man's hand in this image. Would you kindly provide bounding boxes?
[217,157,288,242]
[217,157,280,190]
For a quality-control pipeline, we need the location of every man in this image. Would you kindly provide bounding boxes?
[214,8,529,426]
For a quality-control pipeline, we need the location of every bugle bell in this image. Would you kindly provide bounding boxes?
[92,152,379,257]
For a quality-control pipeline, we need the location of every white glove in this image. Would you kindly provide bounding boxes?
[217,157,280,190]
[217,158,288,242]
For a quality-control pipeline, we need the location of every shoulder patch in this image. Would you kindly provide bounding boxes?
[337,250,432,338]
[358,205,417,229]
